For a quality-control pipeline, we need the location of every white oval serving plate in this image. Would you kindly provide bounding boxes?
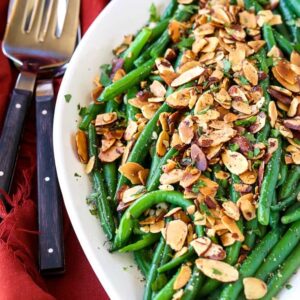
[53,0,299,299]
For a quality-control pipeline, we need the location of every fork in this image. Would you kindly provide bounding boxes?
[1,0,80,274]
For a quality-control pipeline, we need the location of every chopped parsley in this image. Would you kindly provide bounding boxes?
[192,180,206,193]
[271,129,280,138]
[212,268,222,275]
[285,283,292,290]
[64,94,72,103]
[200,202,212,216]
[222,59,231,76]
[229,143,240,152]
[244,132,256,143]
[238,76,250,85]
[254,147,260,157]
[74,172,81,177]
[100,64,112,87]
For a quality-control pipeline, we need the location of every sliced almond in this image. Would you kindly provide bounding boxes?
[222,201,240,221]
[171,66,205,88]
[150,80,166,97]
[239,170,257,185]
[198,128,237,148]
[291,51,300,67]
[194,93,214,113]
[243,277,267,300]
[95,112,118,126]
[165,220,188,251]
[122,185,146,203]
[150,220,165,233]
[220,232,236,247]
[178,116,194,144]
[221,215,245,242]
[164,207,182,218]
[119,162,145,184]
[232,100,252,115]
[237,194,256,221]
[160,169,184,185]
[173,265,192,290]
[141,103,160,120]
[288,97,300,117]
[284,117,300,131]
[203,243,226,261]
[138,169,149,185]
[190,237,212,256]
[243,60,258,86]
[156,131,170,157]
[191,144,207,171]
[85,156,95,174]
[166,87,197,109]
[196,258,239,282]
[268,101,278,128]
[76,130,88,163]
[192,38,208,54]
[222,150,248,175]
[202,37,219,53]
[180,167,201,188]
[99,141,124,163]
[124,120,138,141]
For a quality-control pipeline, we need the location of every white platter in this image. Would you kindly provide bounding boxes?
[53,0,299,299]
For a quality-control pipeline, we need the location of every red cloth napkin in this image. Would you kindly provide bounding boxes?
[0,1,110,299]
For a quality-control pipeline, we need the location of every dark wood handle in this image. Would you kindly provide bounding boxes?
[0,89,33,197]
[36,87,65,275]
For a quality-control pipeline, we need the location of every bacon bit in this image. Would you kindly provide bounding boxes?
[222,150,248,175]
[119,162,145,184]
[165,220,188,251]
[221,215,245,242]
[243,278,268,300]
[173,265,192,290]
[191,144,207,171]
[196,258,239,283]
[95,112,118,126]
[222,201,240,221]
[180,167,201,188]
[122,185,146,203]
[76,130,89,163]
[160,169,184,185]
[171,66,205,88]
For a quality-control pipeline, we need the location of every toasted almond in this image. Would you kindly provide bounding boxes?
[171,66,205,88]
[272,64,300,93]
[239,170,257,185]
[203,243,226,261]
[150,80,167,98]
[199,128,237,148]
[190,237,212,256]
[268,101,277,128]
[222,150,248,175]
[76,130,89,163]
[159,184,175,191]
[91,85,104,101]
[164,207,182,218]
[291,51,300,67]
[201,37,219,53]
[156,131,170,157]
[112,69,126,82]
[160,169,184,185]
[243,277,267,300]
[221,215,244,242]
[141,103,160,119]
[85,156,95,174]
[165,220,188,251]
[192,38,208,54]
[249,112,266,134]
[248,40,266,52]
[243,60,258,86]
[177,0,194,4]
[229,48,245,72]
[191,144,208,171]
[237,194,256,221]
[122,185,146,203]
[95,112,118,126]
[222,201,240,221]
[239,11,257,29]
[284,117,300,131]
[196,258,239,282]
[150,220,165,233]
[292,152,300,164]
[124,120,138,141]
[173,265,192,290]
[99,141,125,163]
[194,93,214,113]
[166,87,197,109]
[232,100,252,115]
[288,97,300,117]
[220,232,236,247]
[178,116,194,144]
[180,167,201,188]
[101,137,116,152]
[119,162,145,184]
[138,169,149,185]
[171,132,184,148]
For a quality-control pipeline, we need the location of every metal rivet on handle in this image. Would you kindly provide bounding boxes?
[48,248,54,254]
[15,103,21,109]
[42,110,47,115]
[44,177,50,182]
[0,171,4,176]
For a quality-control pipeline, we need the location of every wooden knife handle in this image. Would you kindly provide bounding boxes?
[36,81,64,275]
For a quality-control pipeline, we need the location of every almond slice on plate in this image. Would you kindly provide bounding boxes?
[119,162,145,184]
[196,258,239,282]
[190,237,212,256]
[165,219,188,251]
[222,150,248,175]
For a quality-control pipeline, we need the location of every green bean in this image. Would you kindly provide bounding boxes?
[276,159,288,188]
[234,116,256,127]
[113,191,193,248]
[282,207,300,224]
[273,30,294,57]
[244,218,258,250]
[261,243,300,300]
[118,234,160,253]
[149,19,171,43]
[99,58,155,102]
[258,137,282,225]
[269,192,280,229]
[253,0,263,13]
[134,249,152,279]
[103,99,120,200]
[262,24,276,51]
[271,184,300,212]
[158,246,195,273]
[153,268,180,300]
[255,221,300,281]
[280,165,300,199]
[122,28,152,72]
[88,124,99,170]
[144,238,165,300]
[125,86,139,121]
[161,0,178,19]
[182,265,205,300]
[243,0,254,10]
[148,152,162,177]
[147,148,179,192]
[219,227,285,300]
[92,170,116,240]
[285,0,300,18]
[79,103,105,131]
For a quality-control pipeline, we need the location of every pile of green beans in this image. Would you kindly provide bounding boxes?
[76,1,300,299]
